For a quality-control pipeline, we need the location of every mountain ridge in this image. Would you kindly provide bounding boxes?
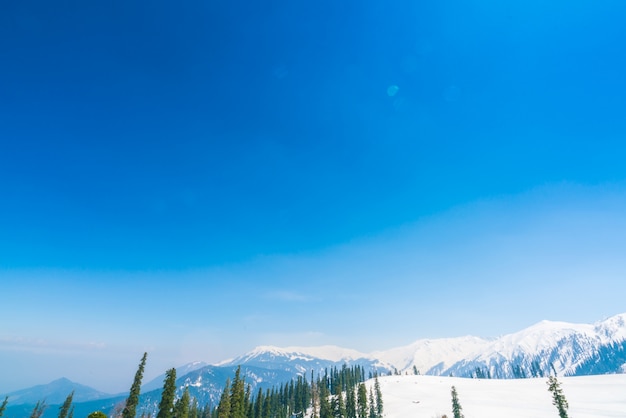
[3,312,625,418]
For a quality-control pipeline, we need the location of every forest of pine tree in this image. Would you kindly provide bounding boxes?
[196,364,383,418]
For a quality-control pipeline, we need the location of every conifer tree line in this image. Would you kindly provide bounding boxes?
[206,364,384,418]
[50,352,384,418]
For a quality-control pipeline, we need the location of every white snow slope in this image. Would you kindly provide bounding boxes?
[365,374,626,418]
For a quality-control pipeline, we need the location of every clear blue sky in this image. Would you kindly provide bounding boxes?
[2,0,626,394]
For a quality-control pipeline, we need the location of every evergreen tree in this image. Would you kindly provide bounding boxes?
[229,367,246,418]
[0,397,8,418]
[261,389,271,418]
[190,398,199,418]
[374,376,383,418]
[175,387,191,418]
[157,368,177,418]
[30,400,47,418]
[68,406,75,418]
[331,384,346,418]
[356,384,367,418]
[216,379,231,418]
[367,389,376,418]
[58,391,74,418]
[123,352,148,418]
[87,412,108,418]
[547,376,569,418]
[345,385,356,418]
[319,381,332,418]
[450,386,464,418]
[244,385,252,418]
[253,387,264,418]
[310,376,319,418]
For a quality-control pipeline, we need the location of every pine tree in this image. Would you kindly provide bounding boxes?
[310,375,319,418]
[319,381,332,418]
[157,368,177,418]
[190,398,199,418]
[253,387,264,418]
[331,384,346,418]
[450,386,464,418]
[346,385,356,418]
[30,400,46,418]
[374,376,383,418]
[244,385,252,418]
[0,396,8,418]
[175,387,191,418]
[87,412,108,418]
[229,367,246,418]
[356,384,367,418]
[216,379,231,418]
[58,391,74,418]
[547,376,569,418]
[367,388,376,418]
[123,352,148,418]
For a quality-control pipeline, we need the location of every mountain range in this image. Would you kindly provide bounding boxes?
[3,313,625,417]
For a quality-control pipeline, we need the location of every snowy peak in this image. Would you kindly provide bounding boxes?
[226,313,626,380]
[594,313,626,342]
[438,314,626,379]
[226,345,374,365]
[221,344,393,378]
[372,336,491,374]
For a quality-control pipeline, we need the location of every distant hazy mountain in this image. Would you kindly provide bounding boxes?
[2,377,112,405]
[5,313,626,418]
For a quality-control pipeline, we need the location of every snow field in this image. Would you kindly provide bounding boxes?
[367,374,626,418]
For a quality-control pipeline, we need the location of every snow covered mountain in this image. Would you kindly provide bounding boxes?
[224,314,626,380]
[4,313,626,418]
[143,361,210,392]
[435,313,626,379]
[218,345,392,376]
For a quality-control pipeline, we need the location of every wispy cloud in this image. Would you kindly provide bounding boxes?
[0,335,107,353]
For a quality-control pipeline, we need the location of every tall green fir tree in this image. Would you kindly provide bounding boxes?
[216,379,231,418]
[319,381,332,418]
[0,396,8,418]
[157,368,177,418]
[356,384,368,418]
[30,400,46,418]
[190,398,199,418]
[230,366,246,418]
[345,385,356,418]
[374,376,383,418]
[547,376,569,418]
[368,388,376,418]
[58,391,74,418]
[174,387,191,418]
[450,386,464,418]
[330,384,346,418]
[123,352,148,418]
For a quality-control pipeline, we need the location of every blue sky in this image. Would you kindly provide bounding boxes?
[2,0,626,393]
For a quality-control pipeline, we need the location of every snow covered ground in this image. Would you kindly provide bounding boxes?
[368,374,626,418]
